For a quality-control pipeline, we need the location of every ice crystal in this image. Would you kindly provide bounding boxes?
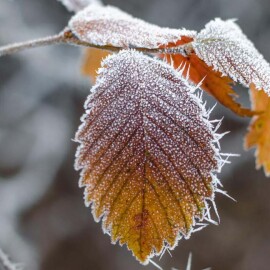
[59,0,102,13]
[193,18,270,94]
[75,50,224,263]
[69,5,196,48]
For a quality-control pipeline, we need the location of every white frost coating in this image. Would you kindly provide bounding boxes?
[69,5,196,48]
[193,18,270,95]
[59,0,102,13]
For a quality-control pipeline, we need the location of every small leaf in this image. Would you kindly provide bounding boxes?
[81,48,110,82]
[245,84,270,176]
[163,43,254,117]
[69,5,196,48]
[193,18,270,95]
[59,0,102,12]
[75,50,223,263]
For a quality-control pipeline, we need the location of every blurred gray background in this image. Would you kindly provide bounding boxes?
[1,0,270,269]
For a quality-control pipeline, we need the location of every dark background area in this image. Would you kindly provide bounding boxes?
[1,0,270,269]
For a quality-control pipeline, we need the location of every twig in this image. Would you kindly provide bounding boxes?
[0,34,65,57]
[0,29,193,57]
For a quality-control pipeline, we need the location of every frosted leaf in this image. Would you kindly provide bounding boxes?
[69,5,196,48]
[59,0,102,13]
[193,18,270,95]
[75,50,223,264]
[163,48,255,117]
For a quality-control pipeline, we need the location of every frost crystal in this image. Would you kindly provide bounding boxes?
[193,18,270,95]
[75,50,224,264]
[69,5,196,48]
[59,0,102,13]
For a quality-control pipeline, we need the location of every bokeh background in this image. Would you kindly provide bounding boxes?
[1,0,270,269]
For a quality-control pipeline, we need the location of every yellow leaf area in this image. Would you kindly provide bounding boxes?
[245,84,270,176]
[161,40,255,117]
[81,48,110,82]
[75,50,218,263]
[82,157,210,263]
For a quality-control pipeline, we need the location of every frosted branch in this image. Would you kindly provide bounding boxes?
[0,34,65,57]
[0,29,193,57]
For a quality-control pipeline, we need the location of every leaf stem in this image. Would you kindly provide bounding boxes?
[0,29,193,57]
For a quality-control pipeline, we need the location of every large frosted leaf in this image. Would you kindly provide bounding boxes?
[75,50,223,263]
[69,5,196,48]
[193,18,270,95]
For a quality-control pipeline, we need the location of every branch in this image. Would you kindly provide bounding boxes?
[0,34,65,57]
[0,29,193,57]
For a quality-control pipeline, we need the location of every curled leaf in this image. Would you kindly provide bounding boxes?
[59,0,102,12]
[69,5,196,48]
[245,84,270,176]
[163,44,255,117]
[193,18,270,95]
[75,50,223,263]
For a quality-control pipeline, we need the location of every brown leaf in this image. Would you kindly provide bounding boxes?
[81,48,110,82]
[75,50,222,263]
[245,84,270,176]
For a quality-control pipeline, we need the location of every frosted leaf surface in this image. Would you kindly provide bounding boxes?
[163,46,255,117]
[75,50,223,264]
[193,18,270,95]
[59,0,102,12]
[69,5,196,48]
